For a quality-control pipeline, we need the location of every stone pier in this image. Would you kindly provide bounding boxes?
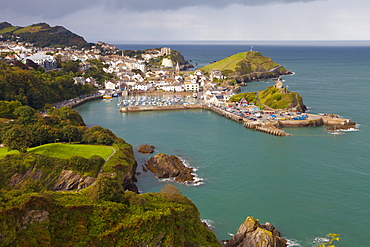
[119,104,355,137]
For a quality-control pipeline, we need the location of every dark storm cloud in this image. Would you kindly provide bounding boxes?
[2,0,321,19]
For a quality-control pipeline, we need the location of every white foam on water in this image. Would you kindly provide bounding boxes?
[157,156,204,186]
[285,238,301,247]
[178,156,204,186]
[313,237,330,245]
[201,219,216,230]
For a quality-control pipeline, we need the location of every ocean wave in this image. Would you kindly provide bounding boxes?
[178,156,204,186]
[201,219,215,230]
[285,238,301,247]
[313,237,330,245]
[157,156,204,186]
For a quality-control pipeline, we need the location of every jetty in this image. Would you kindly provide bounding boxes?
[119,104,356,136]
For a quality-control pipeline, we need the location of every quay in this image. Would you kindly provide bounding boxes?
[53,93,103,109]
[120,104,203,112]
[119,104,356,136]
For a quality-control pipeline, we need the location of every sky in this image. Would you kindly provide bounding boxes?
[1,0,369,43]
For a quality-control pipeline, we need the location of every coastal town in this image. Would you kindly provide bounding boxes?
[0,41,236,106]
[0,40,356,137]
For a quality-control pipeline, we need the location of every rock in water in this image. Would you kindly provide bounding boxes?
[144,153,194,183]
[138,144,155,154]
[224,216,287,247]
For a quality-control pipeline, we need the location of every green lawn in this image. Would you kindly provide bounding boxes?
[0,143,114,160]
[0,148,18,158]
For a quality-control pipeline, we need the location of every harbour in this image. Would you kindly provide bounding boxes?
[119,103,356,136]
[75,43,369,247]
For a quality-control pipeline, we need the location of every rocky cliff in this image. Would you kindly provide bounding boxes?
[144,153,195,183]
[224,216,287,247]
[0,191,221,246]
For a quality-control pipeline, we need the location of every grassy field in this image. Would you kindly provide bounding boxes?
[201,51,281,74]
[13,25,45,34]
[201,52,247,73]
[0,143,114,160]
[0,26,19,34]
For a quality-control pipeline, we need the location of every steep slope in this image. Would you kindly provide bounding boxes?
[0,22,88,47]
[0,192,221,246]
[201,51,292,84]
[229,85,307,112]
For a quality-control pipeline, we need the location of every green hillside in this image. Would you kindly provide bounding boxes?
[0,22,88,47]
[229,85,307,112]
[201,51,292,84]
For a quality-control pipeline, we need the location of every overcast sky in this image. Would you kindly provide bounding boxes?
[1,0,369,43]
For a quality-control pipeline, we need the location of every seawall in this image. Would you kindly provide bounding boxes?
[119,104,355,136]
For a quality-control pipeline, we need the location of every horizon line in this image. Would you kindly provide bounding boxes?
[101,40,370,46]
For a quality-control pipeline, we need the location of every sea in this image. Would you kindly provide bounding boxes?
[75,41,370,246]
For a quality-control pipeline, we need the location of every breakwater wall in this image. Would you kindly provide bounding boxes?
[205,105,289,136]
[120,104,203,112]
[119,104,355,136]
[243,121,289,136]
[205,105,244,122]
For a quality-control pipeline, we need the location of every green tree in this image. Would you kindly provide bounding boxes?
[58,107,85,126]
[91,175,125,203]
[14,105,36,125]
[82,125,116,145]
[61,125,82,143]
[0,100,22,118]
[2,125,32,153]
[28,123,52,146]
[61,60,80,73]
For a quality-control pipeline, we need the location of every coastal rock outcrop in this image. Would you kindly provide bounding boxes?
[138,144,155,154]
[52,170,95,191]
[224,216,287,247]
[144,153,195,183]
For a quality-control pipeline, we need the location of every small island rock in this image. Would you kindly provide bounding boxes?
[224,216,287,247]
[144,153,194,183]
[138,144,155,154]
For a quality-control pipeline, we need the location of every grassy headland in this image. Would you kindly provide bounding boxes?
[201,51,292,84]
[229,85,307,112]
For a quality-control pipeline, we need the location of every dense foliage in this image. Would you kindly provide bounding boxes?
[0,22,89,48]
[0,61,96,109]
[229,85,306,112]
[0,191,221,246]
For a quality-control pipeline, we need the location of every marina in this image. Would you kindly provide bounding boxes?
[119,101,356,136]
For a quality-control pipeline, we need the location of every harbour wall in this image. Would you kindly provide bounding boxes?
[119,104,355,136]
[120,104,203,112]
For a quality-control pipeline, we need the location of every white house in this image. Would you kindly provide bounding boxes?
[133,83,152,91]
[161,58,173,68]
[208,95,226,106]
[105,81,116,90]
[73,77,86,85]
[184,83,199,92]
[25,53,57,70]
[210,69,223,81]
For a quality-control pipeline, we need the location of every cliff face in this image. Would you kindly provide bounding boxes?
[0,192,221,246]
[225,216,287,247]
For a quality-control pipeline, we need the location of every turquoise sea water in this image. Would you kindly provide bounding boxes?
[76,42,370,246]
